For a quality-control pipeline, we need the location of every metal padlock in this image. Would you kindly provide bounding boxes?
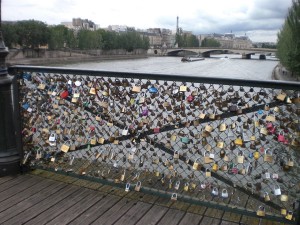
[234,136,243,146]
[184,182,189,191]
[221,189,228,198]
[211,187,218,196]
[237,151,244,164]
[204,151,213,164]
[274,184,281,196]
[256,206,265,217]
[212,162,218,172]
[125,183,130,192]
[174,181,180,190]
[264,192,270,201]
[171,193,177,201]
[280,193,288,202]
[285,211,293,220]
[193,158,201,171]
[135,181,141,192]
[205,168,211,177]
[264,149,273,163]
[219,123,227,132]
[174,150,179,159]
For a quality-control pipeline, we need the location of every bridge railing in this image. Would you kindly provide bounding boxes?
[9,65,300,223]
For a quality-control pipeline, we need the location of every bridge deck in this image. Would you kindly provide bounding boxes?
[0,170,289,225]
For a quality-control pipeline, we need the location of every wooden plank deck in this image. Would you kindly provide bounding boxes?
[0,170,292,225]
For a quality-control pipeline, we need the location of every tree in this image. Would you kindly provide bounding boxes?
[201,38,221,47]
[277,0,300,76]
[15,20,50,49]
[2,23,18,48]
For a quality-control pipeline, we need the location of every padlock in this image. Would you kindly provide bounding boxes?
[278,131,285,142]
[184,182,189,191]
[260,127,268,135]
[281,208,287,216]
[285,211,293,220]
[205,168,211,177]
[181,136,189,144]
[234,136,243,146]
[174,150,180,159]
[274,184,281,196]
[212,162,218,172]
[122,127,129,136]
[220,150,225,158]
[205,124,213,132]
[120,170,126,181]
[211,187,219,196]
[174,181,180,190]
[264,192,270,202]
[193,158,201,171]
[125,183,130,192]
[254,151,260,160]
[135,181,142,192]
[237,151,244,164]
[60,142,70,153]
[219,123,227,132]
[217,141,224,149]
[280,193,288,202]
[288,158,294,167]
[256,206,265,217]
[221,189,228,198]
[132,85,141,93]
[204,151,213,164]
[171,193,177,201]
[264,149,273,163]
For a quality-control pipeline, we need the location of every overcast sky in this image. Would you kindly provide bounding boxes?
[3,0,293,42]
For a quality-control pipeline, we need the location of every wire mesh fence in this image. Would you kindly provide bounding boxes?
[10,66,300,223]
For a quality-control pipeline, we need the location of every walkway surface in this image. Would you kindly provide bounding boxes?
[0,170,292,225]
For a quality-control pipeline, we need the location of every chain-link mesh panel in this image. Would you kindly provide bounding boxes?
[15,68,300,222]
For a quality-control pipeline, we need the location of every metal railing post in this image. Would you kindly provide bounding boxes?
[0,27,22,176]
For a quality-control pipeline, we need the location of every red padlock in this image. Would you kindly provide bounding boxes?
[60,90,69,99]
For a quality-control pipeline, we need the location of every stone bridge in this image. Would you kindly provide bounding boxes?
[148,47,277,59]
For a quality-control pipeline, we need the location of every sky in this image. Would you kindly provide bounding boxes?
[2,0,293,43]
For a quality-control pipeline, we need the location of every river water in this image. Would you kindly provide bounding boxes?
[58,54,278,81]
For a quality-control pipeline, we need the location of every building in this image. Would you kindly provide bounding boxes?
[61,18,99,31]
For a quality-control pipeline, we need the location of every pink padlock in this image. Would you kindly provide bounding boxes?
[278,132,285,142]
[187,95,194,102]
[266,122,273,130]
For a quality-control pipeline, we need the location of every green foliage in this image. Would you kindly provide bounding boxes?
[2,23,18,48]
[16,20,50,48]
[201,38,221,47]
[176,33,199,48]
[277,0,300,76]
[1,20,150,52]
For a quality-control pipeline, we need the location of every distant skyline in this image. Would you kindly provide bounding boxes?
[3,0,293,42]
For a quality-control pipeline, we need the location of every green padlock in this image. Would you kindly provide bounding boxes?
[181,137,189,144]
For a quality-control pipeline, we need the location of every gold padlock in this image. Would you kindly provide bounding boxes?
[264,192,270,201]
[219,123,227,132]
[212,163,218,172]
[256,206,265,217]
[285,211,293,220]
[184,183,189,191]
[205,169,211,177]
[193,158,201,170]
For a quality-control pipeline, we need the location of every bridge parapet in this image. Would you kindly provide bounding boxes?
[9,65,300,224]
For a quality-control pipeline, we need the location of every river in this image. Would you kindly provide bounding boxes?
[58,54,278,81]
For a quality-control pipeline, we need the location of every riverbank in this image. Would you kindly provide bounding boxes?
[7,54,148,67]
[272,63,299,82]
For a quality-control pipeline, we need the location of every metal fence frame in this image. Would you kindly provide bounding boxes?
[9,65,300,224]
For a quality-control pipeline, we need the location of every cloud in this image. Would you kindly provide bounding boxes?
[2,0,293,42]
